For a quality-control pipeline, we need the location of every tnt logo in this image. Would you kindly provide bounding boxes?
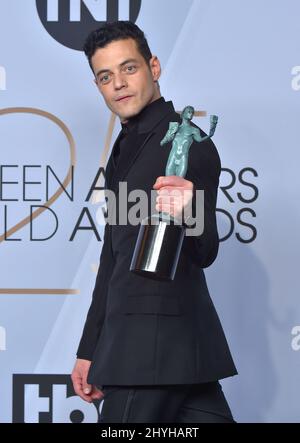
[0,66,6,90]
[13,374,100,423]
[0,326,6,351]
[36,0,142,50]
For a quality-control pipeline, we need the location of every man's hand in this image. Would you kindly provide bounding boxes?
[153,175,194,221]
[71,359,104,403]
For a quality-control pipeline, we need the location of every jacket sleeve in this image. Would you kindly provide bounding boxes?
[183,127,221,268]
[76,222,113,360]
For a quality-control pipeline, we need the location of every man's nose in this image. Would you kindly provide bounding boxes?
[113,72,127,89]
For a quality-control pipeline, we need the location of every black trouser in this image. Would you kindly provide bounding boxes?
[98,381,235,423]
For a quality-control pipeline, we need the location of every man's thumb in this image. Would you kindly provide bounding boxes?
[83,384,91,394]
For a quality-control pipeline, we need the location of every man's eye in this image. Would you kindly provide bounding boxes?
[100,75,110,83]
[125,65,137,73]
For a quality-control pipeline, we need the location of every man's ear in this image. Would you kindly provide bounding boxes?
[149,55,161,82]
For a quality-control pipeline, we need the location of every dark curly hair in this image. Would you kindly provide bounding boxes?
[83,21,153,74]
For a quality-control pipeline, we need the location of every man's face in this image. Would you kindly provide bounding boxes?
[91,38,161,123]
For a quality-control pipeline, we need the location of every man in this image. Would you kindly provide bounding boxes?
[71,21,237,423]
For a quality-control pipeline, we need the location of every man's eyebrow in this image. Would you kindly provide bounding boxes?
[95,58,140,77]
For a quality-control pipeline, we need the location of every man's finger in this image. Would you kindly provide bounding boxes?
[71,369,94,402]
[153,175,186,189]
[72,378,93,402]
[157,188,189,196]
[156,195,180,205]
[72,377,82,396]
[83,383,92,395]
[91,386,104,400]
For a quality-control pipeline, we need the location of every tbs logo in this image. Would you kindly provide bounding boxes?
[13,375,101,423]
[36,0,142,50]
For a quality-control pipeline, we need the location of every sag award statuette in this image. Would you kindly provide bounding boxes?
[130,106,218,281]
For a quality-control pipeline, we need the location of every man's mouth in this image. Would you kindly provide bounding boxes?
[116,95,133,102]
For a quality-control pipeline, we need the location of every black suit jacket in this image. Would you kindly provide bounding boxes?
[77,97,237,385]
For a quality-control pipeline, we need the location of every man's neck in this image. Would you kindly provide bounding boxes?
[120,94,162,125]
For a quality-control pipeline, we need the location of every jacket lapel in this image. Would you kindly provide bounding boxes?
[109,131,155,196]
[104,129,123,190]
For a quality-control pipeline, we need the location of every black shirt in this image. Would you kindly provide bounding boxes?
[113,97,166,166]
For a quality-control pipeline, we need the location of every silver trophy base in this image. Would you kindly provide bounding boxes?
[130,214,186,281]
